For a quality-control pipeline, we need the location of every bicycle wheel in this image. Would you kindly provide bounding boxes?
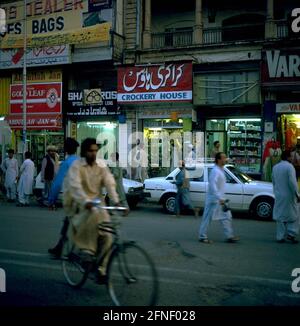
[61,238,90,288]
[107,242,158,306]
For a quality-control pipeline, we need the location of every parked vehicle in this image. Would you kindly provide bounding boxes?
[33,172,149,209]
[144,164,275,220]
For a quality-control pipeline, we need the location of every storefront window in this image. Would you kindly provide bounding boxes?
[28,131,64,172]
[227,119,262,174]
[143,119,184,177]
[76,121,118,160]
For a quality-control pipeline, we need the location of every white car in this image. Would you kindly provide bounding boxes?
[34,172,148,209]
[144,164,275,220]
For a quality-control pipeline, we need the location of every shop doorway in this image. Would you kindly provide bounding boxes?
[205,119,226,158]
[278,114,300,150]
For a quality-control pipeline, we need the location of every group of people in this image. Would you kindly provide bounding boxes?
[1,149,35,207]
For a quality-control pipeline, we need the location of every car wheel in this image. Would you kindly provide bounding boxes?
[127,199,138,209]
[163,194,176,214]
[250,197,274,220]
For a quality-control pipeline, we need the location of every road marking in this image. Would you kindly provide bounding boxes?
[0,248,48,257]
[0,248,292,287]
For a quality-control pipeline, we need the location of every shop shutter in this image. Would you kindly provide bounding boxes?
[0,77,10,115]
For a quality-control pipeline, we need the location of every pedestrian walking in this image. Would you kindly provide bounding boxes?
[17,152,35,207]
[41,145,59,203]
[175,160,199,218]
[272,150,300,244]
[134,143,149,182]
[109,152,129,211]
[198,152,239,243]
[1,149,18,202]
[48,138,79,258]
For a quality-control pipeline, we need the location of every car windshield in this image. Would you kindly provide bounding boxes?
[226,166,253,183]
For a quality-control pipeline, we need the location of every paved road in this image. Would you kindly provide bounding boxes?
[0,200,300,306]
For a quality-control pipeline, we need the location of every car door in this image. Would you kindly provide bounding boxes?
[186,166,206,208]
[207,167,244,210]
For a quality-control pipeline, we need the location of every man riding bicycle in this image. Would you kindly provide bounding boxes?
[63,138,121,283]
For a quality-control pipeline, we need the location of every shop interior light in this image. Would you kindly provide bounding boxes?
[0,117,5,121]
[148,128,162,131]
[211,119,218,122]
[228,118,260,122]
[86,122,116,128]
[178,119,183,123]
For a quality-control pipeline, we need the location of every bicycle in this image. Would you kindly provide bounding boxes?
[61,199,159,306]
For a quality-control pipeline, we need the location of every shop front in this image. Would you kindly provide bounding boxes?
[66,89,121,161]
[6,72,64,170]
[194,62,263,178]
[117,62,193,177]
[276,103,300,150]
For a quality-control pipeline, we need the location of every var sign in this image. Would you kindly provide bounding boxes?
[265,50,300,79]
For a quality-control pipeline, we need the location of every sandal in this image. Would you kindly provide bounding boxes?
[286,236,299,244]
[199,239,213,244]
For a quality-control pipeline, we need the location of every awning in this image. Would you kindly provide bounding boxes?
[6,114,62,130]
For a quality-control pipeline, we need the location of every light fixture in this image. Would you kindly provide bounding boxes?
[178,119,183,123]
[0,117,5,121]
[148,128,162,131]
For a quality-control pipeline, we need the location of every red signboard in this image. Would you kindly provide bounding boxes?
[6,114,62,130]
[10,83,62,114]
[261,49,300,86]
[117,62,192,103]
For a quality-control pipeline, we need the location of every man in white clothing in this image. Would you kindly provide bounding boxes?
[272,150,300,244]
[17,152,35,207]
[1,149,18,202]
[198,152,239,244]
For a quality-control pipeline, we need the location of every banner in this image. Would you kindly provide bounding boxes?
[67,90,120,117]
[117,62,193,103]
[10,83,62,115]
[6,113,62,130]
[12,69,62,83]
[0,23,111,49]
[0,45,70,69]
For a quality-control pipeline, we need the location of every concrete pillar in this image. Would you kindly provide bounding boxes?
[143,0,151,48]
[193,0,203,44]
[265,0,276,39]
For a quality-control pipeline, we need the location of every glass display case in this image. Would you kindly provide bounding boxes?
[227,119,262,175]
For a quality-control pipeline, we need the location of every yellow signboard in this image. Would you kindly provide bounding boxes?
[12,69,62,83]
[2,0,88,34]
[0,23,111,49]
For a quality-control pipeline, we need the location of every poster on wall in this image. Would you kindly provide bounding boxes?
[117,62,193,103]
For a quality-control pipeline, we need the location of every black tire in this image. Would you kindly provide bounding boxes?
[250,197,274,220]
[127,199,138,209]
[61,238,90,288]
[106,242,159,306]
[162,194,176,214]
